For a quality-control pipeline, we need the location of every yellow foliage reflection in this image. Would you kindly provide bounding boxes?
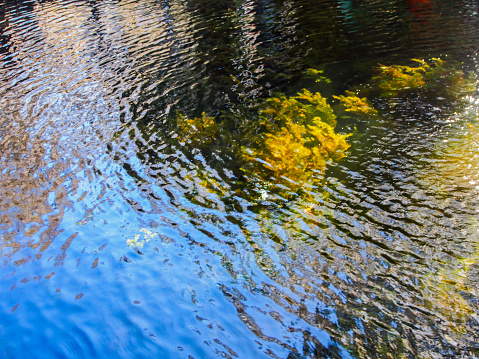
[370,58,475,99]
[177,112,220,148]
[242,90,350,187]
[172,57,475,194]
[420,115,479,333]
[425,256,477,332]
[333,91,378,117]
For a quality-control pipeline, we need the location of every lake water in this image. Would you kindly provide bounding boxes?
[1,0,479,358]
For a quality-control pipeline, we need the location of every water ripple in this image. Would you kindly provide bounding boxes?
[1,0,479,358]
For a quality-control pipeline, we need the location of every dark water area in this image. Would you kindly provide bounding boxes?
[1,0,479,358]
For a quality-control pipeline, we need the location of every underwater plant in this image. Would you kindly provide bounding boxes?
[172,57,475,192]
[369,58,476,99]
[418,119,479,333]
[177,112,220,148]
[241,90,351,187]
[173,89,353,190]
[333,91,378,117]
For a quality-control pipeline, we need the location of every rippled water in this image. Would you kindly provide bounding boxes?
[1,0,479,358]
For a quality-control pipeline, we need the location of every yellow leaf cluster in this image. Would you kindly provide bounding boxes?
[177,112,219,148]
[370,58,475,99]
[333,91,378,116]
[373,60,427,94]
[242,90,350,186]
[260,89,337,128]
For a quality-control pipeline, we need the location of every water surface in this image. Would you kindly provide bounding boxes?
[1,0,479,358]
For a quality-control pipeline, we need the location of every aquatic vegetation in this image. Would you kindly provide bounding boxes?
[260,89,338,127]
[171,88,354,190]
[177,112,220,148]
[370,58,476,99]
[373,58,429,95]
[241,90,350,187]
[305,68,332,84]
[169,56,476,190]
[333,91,378,117]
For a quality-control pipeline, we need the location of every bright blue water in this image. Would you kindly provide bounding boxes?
[1,0,479,358]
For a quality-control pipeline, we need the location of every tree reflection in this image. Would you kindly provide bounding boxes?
[0,0,121,268]
[419,111,479,334]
